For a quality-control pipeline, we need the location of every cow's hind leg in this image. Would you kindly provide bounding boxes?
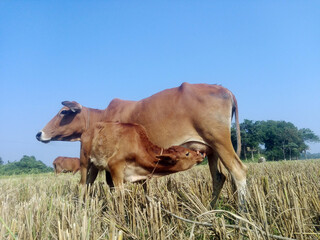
[208,152,227,208]
[214,139,247,210]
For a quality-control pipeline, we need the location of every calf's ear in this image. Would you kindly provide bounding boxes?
[61,101,82,113]
[155,155,177,166]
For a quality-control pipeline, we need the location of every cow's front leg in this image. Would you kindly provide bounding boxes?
[79,165,88,185]
[79,144,90,185]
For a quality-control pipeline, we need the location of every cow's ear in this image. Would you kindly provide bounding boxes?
[155,154,177,166]
[61,101,82,113]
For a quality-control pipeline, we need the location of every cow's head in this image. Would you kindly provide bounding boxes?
[155,146,205,171]
[36,101,85,143]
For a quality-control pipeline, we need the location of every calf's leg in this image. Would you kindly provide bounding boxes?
[86,164,99,185]
[105,171,114,188]
[108,158,126,188]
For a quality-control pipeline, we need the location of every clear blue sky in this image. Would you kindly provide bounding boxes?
[1,1,319,166]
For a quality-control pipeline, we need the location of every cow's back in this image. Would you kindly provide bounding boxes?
[53,157,80,173]
[105,83,234,149]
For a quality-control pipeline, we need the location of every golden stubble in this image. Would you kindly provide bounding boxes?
[0,160,319,239]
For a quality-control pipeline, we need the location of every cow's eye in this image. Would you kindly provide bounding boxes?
[186,152,190,156]
[60,110,70,115]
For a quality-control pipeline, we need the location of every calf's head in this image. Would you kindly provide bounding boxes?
[36,101,85,143]
[155,146,205,172]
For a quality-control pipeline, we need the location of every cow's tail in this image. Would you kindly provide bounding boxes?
[232,94,241,157]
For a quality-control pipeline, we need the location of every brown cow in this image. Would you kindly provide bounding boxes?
[82,122,204,187]
[53,157,80,174]
[36,83,247,206]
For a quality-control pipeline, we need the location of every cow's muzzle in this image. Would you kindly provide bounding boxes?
[36,131,50,143]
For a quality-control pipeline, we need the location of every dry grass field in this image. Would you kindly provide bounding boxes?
[0,160,319,239]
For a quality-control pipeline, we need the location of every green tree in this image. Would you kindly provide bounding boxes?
[232,119,264,160]
[232,120,319,161]
[286,142,299,160]
[0,157,3,165]
[0,155,53,175]
[253,121,318,161]
[299,128,320,143]
[240,120,262,161]
[298,128,320,159]
[305,152,320,159]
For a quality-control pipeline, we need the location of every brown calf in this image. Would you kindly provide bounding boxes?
[53,157,80,175]
[81,122,204,187]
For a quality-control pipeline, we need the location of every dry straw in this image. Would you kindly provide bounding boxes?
[0,160,319,239]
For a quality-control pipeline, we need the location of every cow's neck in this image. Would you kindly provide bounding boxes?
[83,107,108,131]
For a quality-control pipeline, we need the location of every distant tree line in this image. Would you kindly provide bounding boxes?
[0,155,53,176]
[232,120,320,161]
[305,152,320,159]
